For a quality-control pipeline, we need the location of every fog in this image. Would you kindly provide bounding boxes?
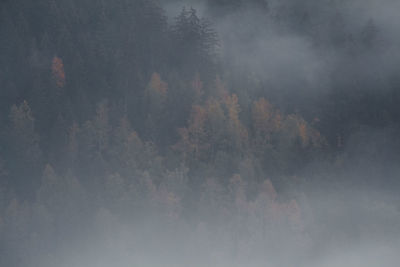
[17,184,400,267]
[1,0,400,266]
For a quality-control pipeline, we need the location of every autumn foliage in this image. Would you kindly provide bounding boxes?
[51,56,65,88]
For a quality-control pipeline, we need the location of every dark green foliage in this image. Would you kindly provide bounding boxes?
[170,7,219,79]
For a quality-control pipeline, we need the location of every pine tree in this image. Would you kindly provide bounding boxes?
[171,7,218,77]
[7,101,43,198]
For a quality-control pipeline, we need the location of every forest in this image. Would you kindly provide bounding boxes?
[0,0,400,266]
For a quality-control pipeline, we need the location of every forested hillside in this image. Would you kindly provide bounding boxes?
[1,0,400,266]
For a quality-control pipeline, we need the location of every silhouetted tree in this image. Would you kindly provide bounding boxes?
[171,7,218,78]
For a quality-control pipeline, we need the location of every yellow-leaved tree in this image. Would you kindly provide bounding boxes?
[51,56,65,88]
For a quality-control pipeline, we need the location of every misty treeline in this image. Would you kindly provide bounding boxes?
[1,0,400,266]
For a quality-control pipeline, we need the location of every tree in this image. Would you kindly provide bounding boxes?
[252,98,282,143]
[144,72,168,143]
[223,94,248,152]
[110,116,145,175]
[174,105,209,162]
[36,164,86,244]
[66,122,80,169]
[192,73,204,103]
[145,72,168,112]
[51,56,65,89]
[171,7,218,77]
[7,101,43,198]
[77,101,112,187]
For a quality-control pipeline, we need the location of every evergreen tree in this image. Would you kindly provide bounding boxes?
[6,101,43,198]
[171,7,218,78]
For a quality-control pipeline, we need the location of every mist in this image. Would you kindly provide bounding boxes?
[1,0,400,266]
